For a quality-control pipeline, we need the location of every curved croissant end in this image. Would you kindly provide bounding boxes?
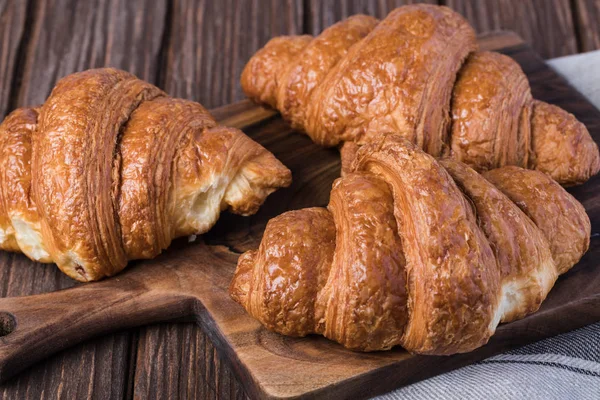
[529,100,600,186]
[0,107,49,262]
[451,53,600,185]
[0,68,291,281]
[483,166,590,274]
[450,51,533,170]
[352,134,501,354]
[230,134,590,354]
[242,4,476,150]
[242,4,600,185]
[439,158,557,323]
[241,35,313,110]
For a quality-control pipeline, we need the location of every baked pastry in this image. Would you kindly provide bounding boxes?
[241,4,600,185]
[0,68,291,282]
[230,134,590,354]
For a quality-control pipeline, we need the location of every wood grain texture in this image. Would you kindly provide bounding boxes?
[133,323,248,400]
[477,30,525,52]
[306,1,581,59]
[162,0,303,108]
[0,0,168,399]
[0,258,132,399]
[0,332,132,400]
[0,1,27,117]
[0,34,598,400]
[17,0,167,107]
[211,100,277,130]
[306,0,437,34]
[573,0,600,52]
[446,0,578,59]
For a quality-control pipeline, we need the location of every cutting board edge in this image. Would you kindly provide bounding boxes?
[200,31,600,399]
[203,283,600,400]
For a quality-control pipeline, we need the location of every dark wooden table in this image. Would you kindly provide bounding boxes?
[0,0,599,398]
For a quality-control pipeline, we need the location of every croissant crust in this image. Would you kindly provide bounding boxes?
[0,68,291,281]
[242,4,600,185]
[230,134,590,354]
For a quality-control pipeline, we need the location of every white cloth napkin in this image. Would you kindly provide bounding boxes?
[377,323,600,400]
[548,50,600,108]
[375,51,600,400]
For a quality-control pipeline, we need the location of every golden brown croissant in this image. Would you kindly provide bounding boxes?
[241,4,600,185]
[0,68,291,282]
[229,134,590,354]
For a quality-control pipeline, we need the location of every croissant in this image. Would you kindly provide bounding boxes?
[241,4,600,186]
[229,134,590,354]
[0,68,291,282]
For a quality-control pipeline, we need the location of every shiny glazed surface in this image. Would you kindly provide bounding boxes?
[0,68,291,281]
[230,134,590,354]
[241,4,600,185]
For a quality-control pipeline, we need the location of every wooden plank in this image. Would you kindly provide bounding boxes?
[132,323,249,399]
[131,1,303,399]
[0,331,132,400]
[307,0,437,34]
[306,1,578,59]
[573,0,600,52]
[477,30,525,51]
[162,0,304,108]
[210,99,276,130]
[0,0,168,399]
[446,0,578,59]
[17,0,167,107]
[0,1,27,117]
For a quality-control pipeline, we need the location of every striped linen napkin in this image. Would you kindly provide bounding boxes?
[377,323,600,399]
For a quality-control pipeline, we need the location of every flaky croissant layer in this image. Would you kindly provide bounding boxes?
[230,134,590,355]
[241,4,600,185]
[0,68,291,282]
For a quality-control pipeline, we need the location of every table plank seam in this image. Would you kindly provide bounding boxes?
[5,0,37,116]
[124,331,140,400]
[570,0,587,54]
[155,0,174,90]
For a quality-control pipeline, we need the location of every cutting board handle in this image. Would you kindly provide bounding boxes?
[0,273,194,382]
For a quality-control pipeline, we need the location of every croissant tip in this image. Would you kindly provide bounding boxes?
[229,250,258,306]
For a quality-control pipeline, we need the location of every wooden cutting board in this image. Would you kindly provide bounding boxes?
[0,32,598,399]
